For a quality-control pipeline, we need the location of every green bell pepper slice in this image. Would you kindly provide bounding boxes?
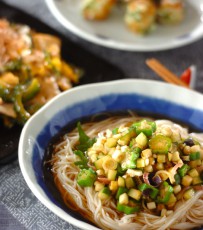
[132,120,156,137]
[189,152,200,161]
[138,183,159,199]
[174,173,181,185]
[117,202,140,214]
[116,187,128,200]
[157,181,173,204]
[178,164,190,178]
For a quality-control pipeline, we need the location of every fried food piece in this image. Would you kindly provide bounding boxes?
[0,19,81,127]
[124,0,157,34]
[157,0,184,24]
[82,0,116,20]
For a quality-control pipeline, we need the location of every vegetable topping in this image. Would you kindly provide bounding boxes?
[73,119,203,216]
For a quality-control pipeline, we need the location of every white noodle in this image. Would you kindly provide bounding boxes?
[50,116,203,230]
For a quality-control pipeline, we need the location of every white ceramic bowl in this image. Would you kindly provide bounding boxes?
[19,79,203,230]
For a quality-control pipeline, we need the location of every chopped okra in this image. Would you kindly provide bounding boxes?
[77,168,97,187]
[149,135,172,154]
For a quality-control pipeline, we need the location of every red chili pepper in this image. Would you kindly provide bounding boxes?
[180,68,191,85]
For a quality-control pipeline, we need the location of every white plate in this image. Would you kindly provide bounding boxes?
[46,0,203,51]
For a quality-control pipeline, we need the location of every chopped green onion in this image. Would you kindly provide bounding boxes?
[116,187,128,200]
[138,183,159,199]
[117,164,127,176]
[174,173,181,185]
[157,181,173,204]
[189,152,200,161]
[178,164,190,178]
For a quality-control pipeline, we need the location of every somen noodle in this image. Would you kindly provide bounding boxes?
[49,115,203,230]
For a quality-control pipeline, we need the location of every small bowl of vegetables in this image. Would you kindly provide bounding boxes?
[19,79,203,230]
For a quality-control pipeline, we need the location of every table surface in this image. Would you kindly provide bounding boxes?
[0,0,203,230]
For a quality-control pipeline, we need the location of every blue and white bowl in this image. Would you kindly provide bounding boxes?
[18,79,203,230]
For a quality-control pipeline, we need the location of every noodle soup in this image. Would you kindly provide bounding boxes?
[44,113,203,230]
[19,79,203,230]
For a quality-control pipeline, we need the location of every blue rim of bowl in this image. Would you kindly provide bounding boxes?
[32,92,203,225]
